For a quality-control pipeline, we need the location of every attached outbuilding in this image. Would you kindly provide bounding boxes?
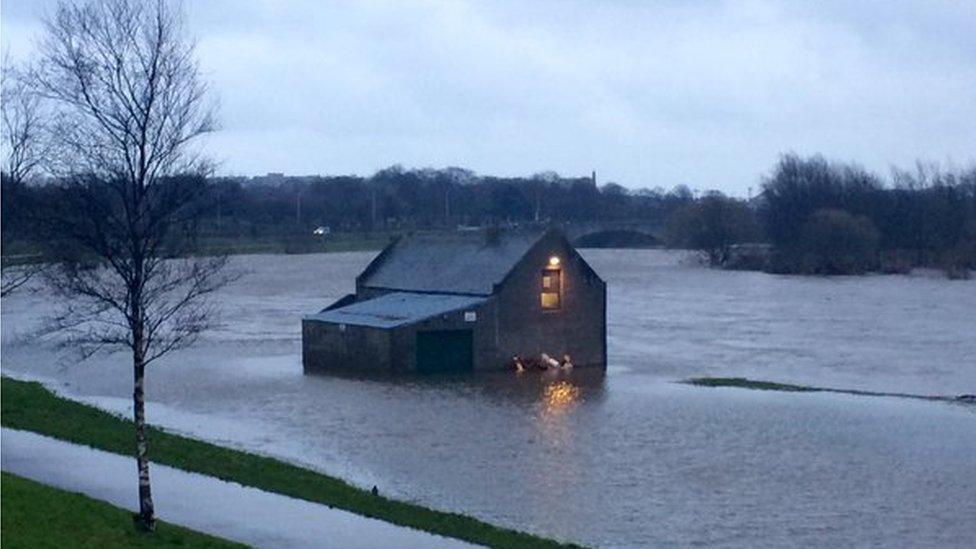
[302,227,606,373]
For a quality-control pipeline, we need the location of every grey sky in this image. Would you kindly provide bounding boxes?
[3,0,974,194]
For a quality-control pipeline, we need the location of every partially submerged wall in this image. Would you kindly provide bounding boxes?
[302,320,393,373]
[390,299,496,371]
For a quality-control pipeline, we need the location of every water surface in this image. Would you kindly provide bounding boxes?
[2,250,974,547]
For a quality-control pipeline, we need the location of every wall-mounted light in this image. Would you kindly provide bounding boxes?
[548,256,560,267]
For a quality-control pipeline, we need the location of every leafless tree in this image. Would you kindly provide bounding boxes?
[32,0,230,530]
[665,192,761,267]
[2,58,48,184]
[1,57,50,296]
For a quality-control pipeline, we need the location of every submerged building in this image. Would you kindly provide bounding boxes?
[302,227,606,373]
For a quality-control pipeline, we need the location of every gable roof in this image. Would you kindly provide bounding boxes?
[357,228,551,296]
[305,292,487,329]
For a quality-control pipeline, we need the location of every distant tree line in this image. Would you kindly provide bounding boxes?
[200,167,698,235]
[663,154,976,278]
[4,152,974,278]
[3,166,697,243]
[765,155,976,276]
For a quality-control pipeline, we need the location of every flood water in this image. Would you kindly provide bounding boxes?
[2,250,975,548]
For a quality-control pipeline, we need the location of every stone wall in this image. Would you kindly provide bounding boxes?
[493,231,607,368]
[302,320,392,373]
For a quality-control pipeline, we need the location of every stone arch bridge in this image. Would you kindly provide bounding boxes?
[560,221,662,248]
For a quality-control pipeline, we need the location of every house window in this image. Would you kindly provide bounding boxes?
[541,266,561,310]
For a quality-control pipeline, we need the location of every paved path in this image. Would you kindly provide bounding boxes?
[1,428,475,548]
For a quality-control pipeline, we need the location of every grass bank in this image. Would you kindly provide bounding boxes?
[1,472,244,548]
[684,377,820,392]
[1,231,396,265]
[683,377,976,404]
[192,232,395,256]
[0,376,580,549]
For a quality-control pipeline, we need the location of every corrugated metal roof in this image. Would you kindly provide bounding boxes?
[305,292,487,329]
[358,230,545,295]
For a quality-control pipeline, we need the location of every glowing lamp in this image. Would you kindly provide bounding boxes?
[548,256,560,267]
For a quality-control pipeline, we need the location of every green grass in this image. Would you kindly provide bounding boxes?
[684,377,821,392]
[1,232,397,264]
[682,377,974,405]
[1,376,581,549]
[191,232,395,256]
[1,472,245,548]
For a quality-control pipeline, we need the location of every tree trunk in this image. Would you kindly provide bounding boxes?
[133,332,156,531]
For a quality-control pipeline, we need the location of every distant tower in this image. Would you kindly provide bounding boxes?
[591,170,597,187]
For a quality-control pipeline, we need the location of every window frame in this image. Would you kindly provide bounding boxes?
[540,266,562,311]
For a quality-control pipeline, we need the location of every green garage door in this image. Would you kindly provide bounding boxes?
[416,330,473,373]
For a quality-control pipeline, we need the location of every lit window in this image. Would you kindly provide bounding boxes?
[541,266,561,310]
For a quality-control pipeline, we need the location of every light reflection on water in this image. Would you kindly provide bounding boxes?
[540,379,582,416]
[3,250,976,548]
[537,377,584,455]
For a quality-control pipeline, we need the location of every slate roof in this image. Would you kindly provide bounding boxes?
[357,230,547,296]
[305,292,487,329]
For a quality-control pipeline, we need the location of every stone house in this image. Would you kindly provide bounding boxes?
[302,227,606,373]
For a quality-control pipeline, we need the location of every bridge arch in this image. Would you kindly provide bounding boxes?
[572,228,660,249]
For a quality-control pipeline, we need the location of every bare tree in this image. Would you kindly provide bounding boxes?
[32,0,229,530]
[2,58,48,184]
[665,192,761,267]
[1,57,50,295]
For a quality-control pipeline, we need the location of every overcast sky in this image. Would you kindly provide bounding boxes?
[3,1,974,195]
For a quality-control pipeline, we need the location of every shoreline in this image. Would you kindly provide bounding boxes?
[0,376,582,549]
[683,377,976,405]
